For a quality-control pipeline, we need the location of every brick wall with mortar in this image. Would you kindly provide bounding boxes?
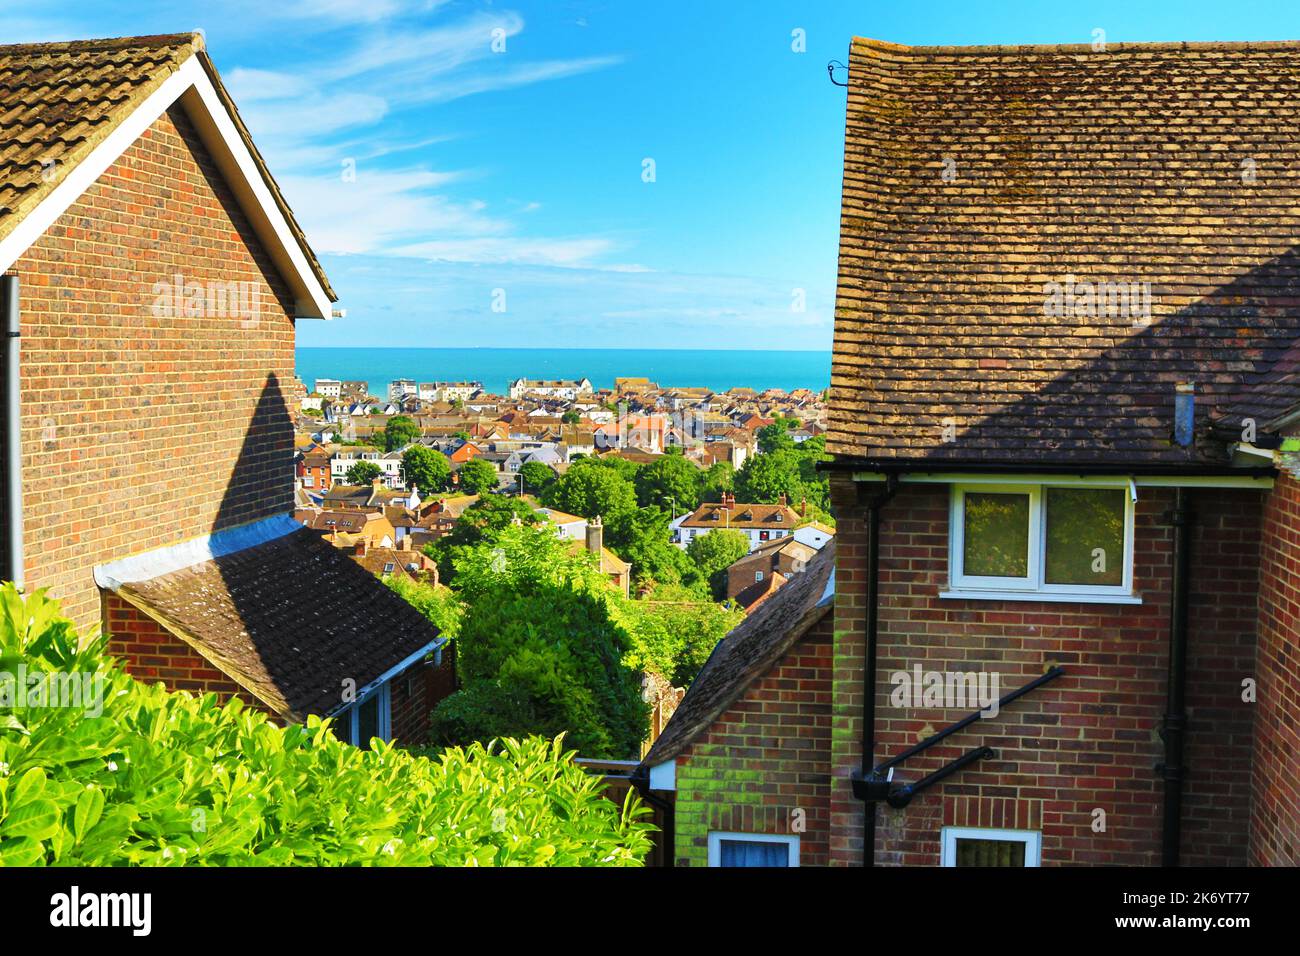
[15,103,297,632]
[1251,467,1300,865]
[828,475,1260,867]
[671,614,833,867]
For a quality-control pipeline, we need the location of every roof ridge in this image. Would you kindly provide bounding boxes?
[851,35,1300,56]
[0,32,203,56]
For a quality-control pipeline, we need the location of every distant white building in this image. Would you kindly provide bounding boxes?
[508,377,594,400]
[388,379,418,401]
[430,381,483,403]
[314,378,342,399]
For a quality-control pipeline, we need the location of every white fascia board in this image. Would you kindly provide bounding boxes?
[0,55,333,320]
[326,640,443,718]
[648,759,676,791]
[851,471,1274,490]
[94,513,301,590]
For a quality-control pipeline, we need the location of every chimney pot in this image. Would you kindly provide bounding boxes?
[587,515,604,555]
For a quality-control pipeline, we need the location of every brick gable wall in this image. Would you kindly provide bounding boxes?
[671,613,833,867]
[1251,469,1300,865]
[829,476,1259,867]
[15,103,296,632]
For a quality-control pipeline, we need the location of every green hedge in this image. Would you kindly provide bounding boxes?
[0,585,653,866]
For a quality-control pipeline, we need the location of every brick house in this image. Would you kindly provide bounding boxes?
[641,36,1300,867]
[0,34,447,747]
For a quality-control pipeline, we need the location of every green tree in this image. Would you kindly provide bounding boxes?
[383,415,421,452]
[562,410,582,425]
[401,445,451,494]
[734,452,801,504]
[757,422,796,455]
[345,460,382,485]
[607,506,699,591]
[518,460,557,494]
[541,459,637,524]
[456,457,500,496]
[698,461,735,505]
[634,453,702,510]
[686,528,751,600]
[623,583,745,686]
[432,525,648,758]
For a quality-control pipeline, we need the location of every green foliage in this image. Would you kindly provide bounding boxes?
[0,587,652,866]
[456,457,499,496]
[698,461,735,504]
[345,460,383,485]
[517,460,557,493]
[757,423,795,455]
[540,459,637,524]
[734,435,831,516]
[433,525,647,759]
[590,455,642,483]
[401,445,451,495]
[686,529,751,600]
[384,577,464,640]
[426,493,537,583]
[561,410,581,425]
[634,454,702,510]
[622,584,743,687]
[607,507,699,591]
[383,415,421,453]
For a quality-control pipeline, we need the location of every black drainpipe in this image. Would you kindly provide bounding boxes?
[1161,487,1193,866]
[861,474,899,866]
[0,274,21,589]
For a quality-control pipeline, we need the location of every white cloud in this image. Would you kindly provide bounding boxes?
[391,236,619,268]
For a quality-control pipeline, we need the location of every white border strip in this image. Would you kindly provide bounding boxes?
[94,513,301,590]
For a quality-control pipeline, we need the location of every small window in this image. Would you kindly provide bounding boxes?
[947,483,1134,601]
[755,571,764,582]
[383,563,395,573]
[707,832,799,867]
[331,683,392,750]
[940,827,1041,867]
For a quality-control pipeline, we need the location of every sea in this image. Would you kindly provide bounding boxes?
[295,348,832,398]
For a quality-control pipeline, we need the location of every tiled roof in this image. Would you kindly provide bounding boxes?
[732,570,788,611]
[0,34,334,298]
[681,502,800,528]
[104,524,440,720]
[641,544,834,767]
[830,37,1300,467]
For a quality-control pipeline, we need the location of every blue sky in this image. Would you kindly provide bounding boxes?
[10,1,1300,349]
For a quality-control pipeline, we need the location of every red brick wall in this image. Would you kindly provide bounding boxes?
[16,103,297,631]
[829,477,1260,867]
[102,592,273,716]
[390,644,456,745]
[1251,469,1300,865]
[672,613,834,867]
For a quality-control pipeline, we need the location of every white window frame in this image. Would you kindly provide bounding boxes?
[707,831,800,867]
[333,682,392,747]
[946,481,1136,603]
[940,826,1041,867]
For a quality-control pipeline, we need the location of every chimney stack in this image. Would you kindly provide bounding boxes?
[587,514,604,555]
[354,539,368,557]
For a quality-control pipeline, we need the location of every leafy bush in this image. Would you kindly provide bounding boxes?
[384,576,463,640]
[687,528,751,600]
[455,457,499,496]
[345,460,382,485]
[0,586,652,866]
[622,584,744,687]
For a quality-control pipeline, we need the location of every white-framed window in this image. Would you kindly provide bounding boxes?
[331,682,392,750]
[945,482,1136,602]
[940,827,1041,867]
[707,832,799,867]
[755,571,764,582]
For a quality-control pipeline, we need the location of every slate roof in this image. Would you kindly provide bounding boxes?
[641,543,835,767]
[0,33,334,298]
[830,37,1300,467]
[105,525,439,721]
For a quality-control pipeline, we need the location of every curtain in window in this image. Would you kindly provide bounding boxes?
[719,839,789,867]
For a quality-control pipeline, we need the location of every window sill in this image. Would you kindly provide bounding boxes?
[939,589,1143,606]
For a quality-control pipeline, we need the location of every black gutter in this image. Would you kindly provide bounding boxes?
[860,474,899,867]
[884,746,995,809]
[1161,487,1194,867]
[629,766,674,868]
[819,457,1274,478]
[0,274,20,589]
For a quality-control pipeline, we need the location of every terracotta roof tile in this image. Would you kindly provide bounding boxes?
[830,37,1300,466]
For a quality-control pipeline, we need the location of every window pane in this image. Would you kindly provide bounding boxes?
[718,839,789,867]
[357,694,380,750]
[331,709,353,746]
[955,838,1026,867]
[1045,488,1125,586]
[963,492,1030,578]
